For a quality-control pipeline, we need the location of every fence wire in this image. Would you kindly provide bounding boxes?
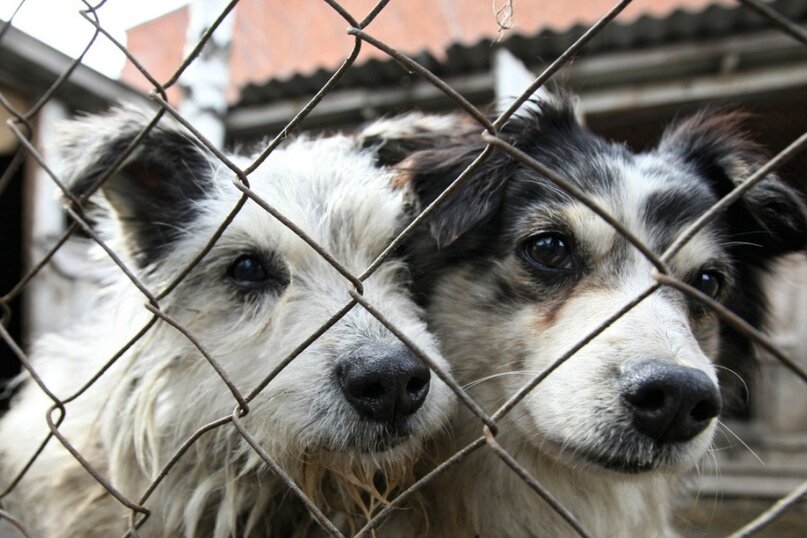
[0,0,805,537]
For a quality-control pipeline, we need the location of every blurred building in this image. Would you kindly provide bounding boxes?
[0,23,146,406]
[121,0,807,175]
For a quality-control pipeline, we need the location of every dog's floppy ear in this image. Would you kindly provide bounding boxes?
[396,140,514,249]
[359,112,513,248]
[658,111,807,258]
[60,107,215,266]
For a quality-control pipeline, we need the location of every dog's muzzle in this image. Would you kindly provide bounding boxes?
[337,343,431,427]
[618,360,721,444]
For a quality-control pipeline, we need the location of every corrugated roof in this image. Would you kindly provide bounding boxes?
[234,0,807,109]
[0,23,148,112]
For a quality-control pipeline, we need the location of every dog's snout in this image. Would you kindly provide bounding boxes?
[619,360,721,444]
[338,344,431,424]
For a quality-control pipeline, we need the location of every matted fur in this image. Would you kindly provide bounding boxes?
[362,100,807,536]
[0,108,455,537]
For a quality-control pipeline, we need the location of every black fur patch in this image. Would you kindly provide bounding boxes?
[659,111,807,257]
[641,189,713,235]
[64,111,214,267]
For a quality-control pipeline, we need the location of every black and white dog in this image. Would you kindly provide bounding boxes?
[363,97,807,536]
[0,108,454,538]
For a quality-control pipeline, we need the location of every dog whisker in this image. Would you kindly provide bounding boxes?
[712,364,750,405]
[716,420,764,465]
[462,370,541,390]
[720,240,764,249]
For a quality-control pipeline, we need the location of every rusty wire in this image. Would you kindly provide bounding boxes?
[482,425,591,538]
[728,479,807,538]
[0,0,805,537]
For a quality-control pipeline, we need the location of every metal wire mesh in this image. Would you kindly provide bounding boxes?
[0,0,805,537]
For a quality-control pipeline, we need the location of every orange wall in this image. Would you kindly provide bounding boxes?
[120,5,189,105]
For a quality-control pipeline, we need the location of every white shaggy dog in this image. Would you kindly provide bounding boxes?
[0,108,454,538]
[363,100,807,536]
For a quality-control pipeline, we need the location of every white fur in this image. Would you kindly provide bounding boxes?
[0,114,454,537]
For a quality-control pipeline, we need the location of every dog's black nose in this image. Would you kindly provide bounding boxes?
[619,360,721,444]
[337,344,431,424]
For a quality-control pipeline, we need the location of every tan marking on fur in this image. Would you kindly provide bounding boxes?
[563,201,617,260]
[391,169,413,191]
[532,300,564,331]
[297,450,421,534]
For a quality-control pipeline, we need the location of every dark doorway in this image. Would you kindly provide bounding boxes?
[0,152,24,411]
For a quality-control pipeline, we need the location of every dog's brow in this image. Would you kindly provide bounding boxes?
[641,188,713,235]
[561,202,617,257]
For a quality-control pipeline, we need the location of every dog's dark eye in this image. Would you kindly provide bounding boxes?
[692,271,722,299]
[227,254,285,290]
[523,234,574,271]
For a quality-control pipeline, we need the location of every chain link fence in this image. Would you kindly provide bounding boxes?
[0,0,806,536]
